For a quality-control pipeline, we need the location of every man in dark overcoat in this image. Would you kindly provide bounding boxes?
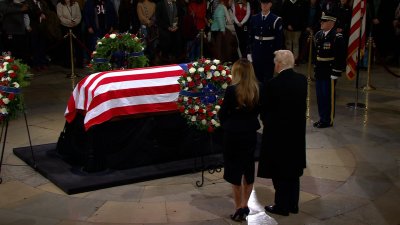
[257,50,307,217]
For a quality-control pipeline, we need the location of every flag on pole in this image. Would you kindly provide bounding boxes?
[346,0,367,80]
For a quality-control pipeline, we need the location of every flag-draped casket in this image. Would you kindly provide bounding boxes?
[61,64,222,171]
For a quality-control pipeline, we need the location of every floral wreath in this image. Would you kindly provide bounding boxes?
[0,53,30,123]
[177,58,232,132]
[89,32,149,72]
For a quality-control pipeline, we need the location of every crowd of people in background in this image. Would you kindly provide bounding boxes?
[0,0,399,71]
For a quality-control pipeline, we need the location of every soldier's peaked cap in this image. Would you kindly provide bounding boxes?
[321,11,337,22]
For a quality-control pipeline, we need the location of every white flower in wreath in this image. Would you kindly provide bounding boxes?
[211,119,217,125]
[215,122,221,127]
[215,105,221,110]
[197,83,203,88]
[186,77,192,82]
[2,98,10,105]
[189,67,196,74]
[214,71,220,76]
[206,72,212,79]
[221,70,226,76]
[184,87,189,91]
[4,56,11,60]
[213,59,220,64]
[201,119,207,125]
[198,67,204,73]
[12,82,20,88]
[1,108,7,114]
[191,116,197,122]
[192,62,198,66]
[1,77,7,82]
[3,62,9,68]
[93,51,97,55]
[110,33,117,39]
[222,83,228,89]
[183,96,188,102]
[134,36,139,41]
[210,65,216,70]
[8,70,14,74]
[228,74,232,79]
[0,67,5,73]
[205,59,211,64]
[0,93,2,98]
[212,110,217,115]
[97,42,102,45]
[194,105,200,111]
[184,109,189,114]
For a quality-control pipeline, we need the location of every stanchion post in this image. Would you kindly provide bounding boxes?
[68,29,76,90]
[306,31,313,119]
[363,36,376,91]
[200,29,204,59]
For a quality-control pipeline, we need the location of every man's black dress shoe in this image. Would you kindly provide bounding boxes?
[264,205,289,216]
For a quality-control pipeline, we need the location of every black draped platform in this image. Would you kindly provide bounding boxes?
[13,113,226,194]
[58,112,224,171]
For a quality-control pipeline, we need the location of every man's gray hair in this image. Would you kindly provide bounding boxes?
[274,50,295,70]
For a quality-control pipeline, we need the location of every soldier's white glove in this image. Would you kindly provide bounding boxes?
[330,75,339,79]
[247,54,252,62]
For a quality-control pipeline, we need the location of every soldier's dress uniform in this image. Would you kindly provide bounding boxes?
[248,9,283,84]
[313,13,345,128]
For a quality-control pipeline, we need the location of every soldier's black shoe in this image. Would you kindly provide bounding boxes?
[313,121,321,127]
[315,122,332,128]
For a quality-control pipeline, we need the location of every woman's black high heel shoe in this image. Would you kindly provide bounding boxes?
[230,208,243,222]
[241,207,250,220]
[242,207,250,217]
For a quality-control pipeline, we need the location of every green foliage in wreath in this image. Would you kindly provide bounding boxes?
[89,33,149,72]
[0,54,30,122]
[177,58,232,132]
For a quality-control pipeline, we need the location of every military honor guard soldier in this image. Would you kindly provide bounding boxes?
[313,11,345,128]
[247,0,283,85]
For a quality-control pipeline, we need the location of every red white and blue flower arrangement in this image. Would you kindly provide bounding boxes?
[0,54,30,123]
[177,58,232,132]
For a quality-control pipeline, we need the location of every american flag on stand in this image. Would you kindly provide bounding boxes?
[346,0,367,80]
[65,65,185,130]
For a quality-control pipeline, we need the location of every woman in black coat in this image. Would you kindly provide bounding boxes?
[257,50,307,216]
[218,58,260,221]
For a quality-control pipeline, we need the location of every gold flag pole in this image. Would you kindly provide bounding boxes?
[306,31,313,119]
[363,36,376,91]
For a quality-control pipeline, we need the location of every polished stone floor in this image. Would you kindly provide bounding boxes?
[0,62,399,225]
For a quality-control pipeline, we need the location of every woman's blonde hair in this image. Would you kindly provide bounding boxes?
[231,58,259,109]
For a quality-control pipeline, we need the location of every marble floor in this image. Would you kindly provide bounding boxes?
[0,62,399,225]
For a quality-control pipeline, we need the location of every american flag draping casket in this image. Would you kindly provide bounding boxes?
[65,64,186,130]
